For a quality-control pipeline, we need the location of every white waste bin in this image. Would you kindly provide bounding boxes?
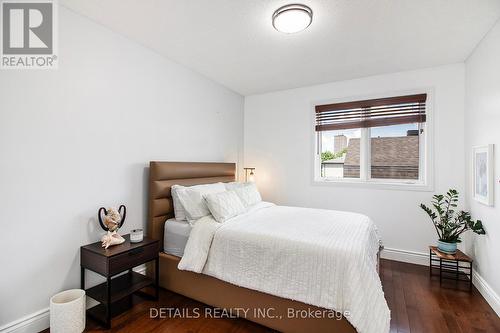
[49,289,86,333]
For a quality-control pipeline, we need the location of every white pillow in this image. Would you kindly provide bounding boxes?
[175,182,226,223]
[171,185,187,221]
[233,183,262,208]
[224,182,250,191]
[204,191,246,223]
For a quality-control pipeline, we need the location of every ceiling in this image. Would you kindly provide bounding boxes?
[60,0,500,95]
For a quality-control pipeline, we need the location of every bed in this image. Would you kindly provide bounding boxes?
[147,161,388,333]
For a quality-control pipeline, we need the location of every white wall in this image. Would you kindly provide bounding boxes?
[0,6,243,329]
[244,64,465,258]
[465,19,500,312]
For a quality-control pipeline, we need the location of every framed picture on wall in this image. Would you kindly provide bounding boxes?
[472,144,494,206]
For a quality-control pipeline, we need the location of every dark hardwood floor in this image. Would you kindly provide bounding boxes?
[382,259,500,333]
[45,259,500,333]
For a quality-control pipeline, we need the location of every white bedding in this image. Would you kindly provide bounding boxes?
[163,218,192,257]
[178,202,390,333]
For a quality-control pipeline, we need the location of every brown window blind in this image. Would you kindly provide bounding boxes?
[315,93,427,131]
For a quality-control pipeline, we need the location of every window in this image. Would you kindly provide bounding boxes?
[315,94,428,186]
[320,128,360,178]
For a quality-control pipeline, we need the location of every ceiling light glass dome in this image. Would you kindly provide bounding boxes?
[272,4,313,34]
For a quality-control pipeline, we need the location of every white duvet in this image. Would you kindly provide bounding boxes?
[178,202,390,333]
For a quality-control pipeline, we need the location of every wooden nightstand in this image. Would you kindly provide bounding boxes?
[429,246,473,292]
[80,234,159,328]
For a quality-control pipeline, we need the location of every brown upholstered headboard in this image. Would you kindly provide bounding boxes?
[148,161,236,249]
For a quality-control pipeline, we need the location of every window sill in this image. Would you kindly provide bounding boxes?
[312,178,434,192]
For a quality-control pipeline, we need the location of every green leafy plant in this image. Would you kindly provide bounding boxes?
[420,189,485,243]
[321,151,335,162]
[321,148,347,162]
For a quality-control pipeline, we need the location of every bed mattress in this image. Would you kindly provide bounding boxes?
[178,202,389,333]
[163,218,191,257]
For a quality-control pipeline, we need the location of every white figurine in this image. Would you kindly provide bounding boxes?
[98,206,127,249]
[101,230,125,249]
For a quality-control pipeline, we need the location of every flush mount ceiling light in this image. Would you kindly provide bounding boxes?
[272,4,313,34]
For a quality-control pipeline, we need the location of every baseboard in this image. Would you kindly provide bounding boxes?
[135,265,146,275]
[473,271,500,316]
[0,266,147,333]
[0,308,49,333]
[381,247,429,266]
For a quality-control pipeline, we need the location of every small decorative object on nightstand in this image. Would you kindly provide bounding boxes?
[98,205,127,249]
[80,234,159,329]
[130,229,143,243]
[429,246,473,292]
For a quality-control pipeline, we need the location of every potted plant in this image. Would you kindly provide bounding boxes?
[420,189,486,254]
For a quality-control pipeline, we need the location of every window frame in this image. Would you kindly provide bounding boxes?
[312,89,434,192]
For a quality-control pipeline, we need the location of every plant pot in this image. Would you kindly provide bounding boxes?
[437,240,457,254]
[50,289,85,333]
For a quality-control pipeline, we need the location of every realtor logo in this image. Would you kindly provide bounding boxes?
[1,0,57,69]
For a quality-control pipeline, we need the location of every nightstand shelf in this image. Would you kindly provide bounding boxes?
[81,234,159,329]
[429,246,473,292]
[86,271,152,304]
